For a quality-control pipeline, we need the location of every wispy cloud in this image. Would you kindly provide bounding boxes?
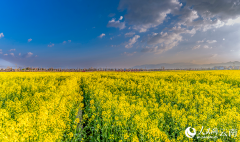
[125,32,135,37]
[145,26,196,53]
[99,33,105,38]
[125,35,140,48]
[63,41,66,44]
[203,45,212,49]
[192,44,213,50]
[192,45,201,50]
[18,52,33,58]
[3,54,8,56]
[107,16,126,30]
[68,40,71,43]
[141,46,160,53]
[0,33,4,38]
[118,0,240,57]
[9,53,14,56]
[123,51,137,56]
[48,43,54,47]
[9,49,16,52]
[197,39,205,43]
[28,38,32,42]
[206,40,217,44]
[24,52,33,58]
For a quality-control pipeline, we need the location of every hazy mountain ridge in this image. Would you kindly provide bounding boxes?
[132,61,240,69]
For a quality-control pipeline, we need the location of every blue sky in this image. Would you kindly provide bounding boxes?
[1,0,240,69]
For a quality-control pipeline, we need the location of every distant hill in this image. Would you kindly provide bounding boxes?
[132,61,240,69]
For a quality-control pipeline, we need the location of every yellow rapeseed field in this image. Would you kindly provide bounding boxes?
[0,71,240,142]
[0,72,84,142]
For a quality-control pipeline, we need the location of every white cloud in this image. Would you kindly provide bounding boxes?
[125,35,140,48]
[9,53,14,56]
[35,55,38,57]
[0,33,4,38]
[152,33,158,36]
[48,44,54,47]
[178,9,199,26]
[21,52,33,58]
[144,26,196,53]
[19,53,21,56]
[99,33,105,38]
[197,39,205,43]
[118,0,240,55]
[148,32,182,45]
[141,46,160,53]
[119,16,123,21]
[107,16,126,30]
[4,54,8,56]
[125,32,135,37]
[123,51,137,56]
[206,40,217,44]
[63,41,66,43]
[28,38,32,42]
[26,52,33,58]
[132,25,153,33]
[185,1,240,20]
[203,45,212,49]
[192,45,212,50]
[226,17,240,26]
[68,40,71,43]
[182,1,240,32]
[9,49,15,52]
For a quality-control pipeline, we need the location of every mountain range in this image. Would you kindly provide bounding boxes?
[132,61,240,69]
